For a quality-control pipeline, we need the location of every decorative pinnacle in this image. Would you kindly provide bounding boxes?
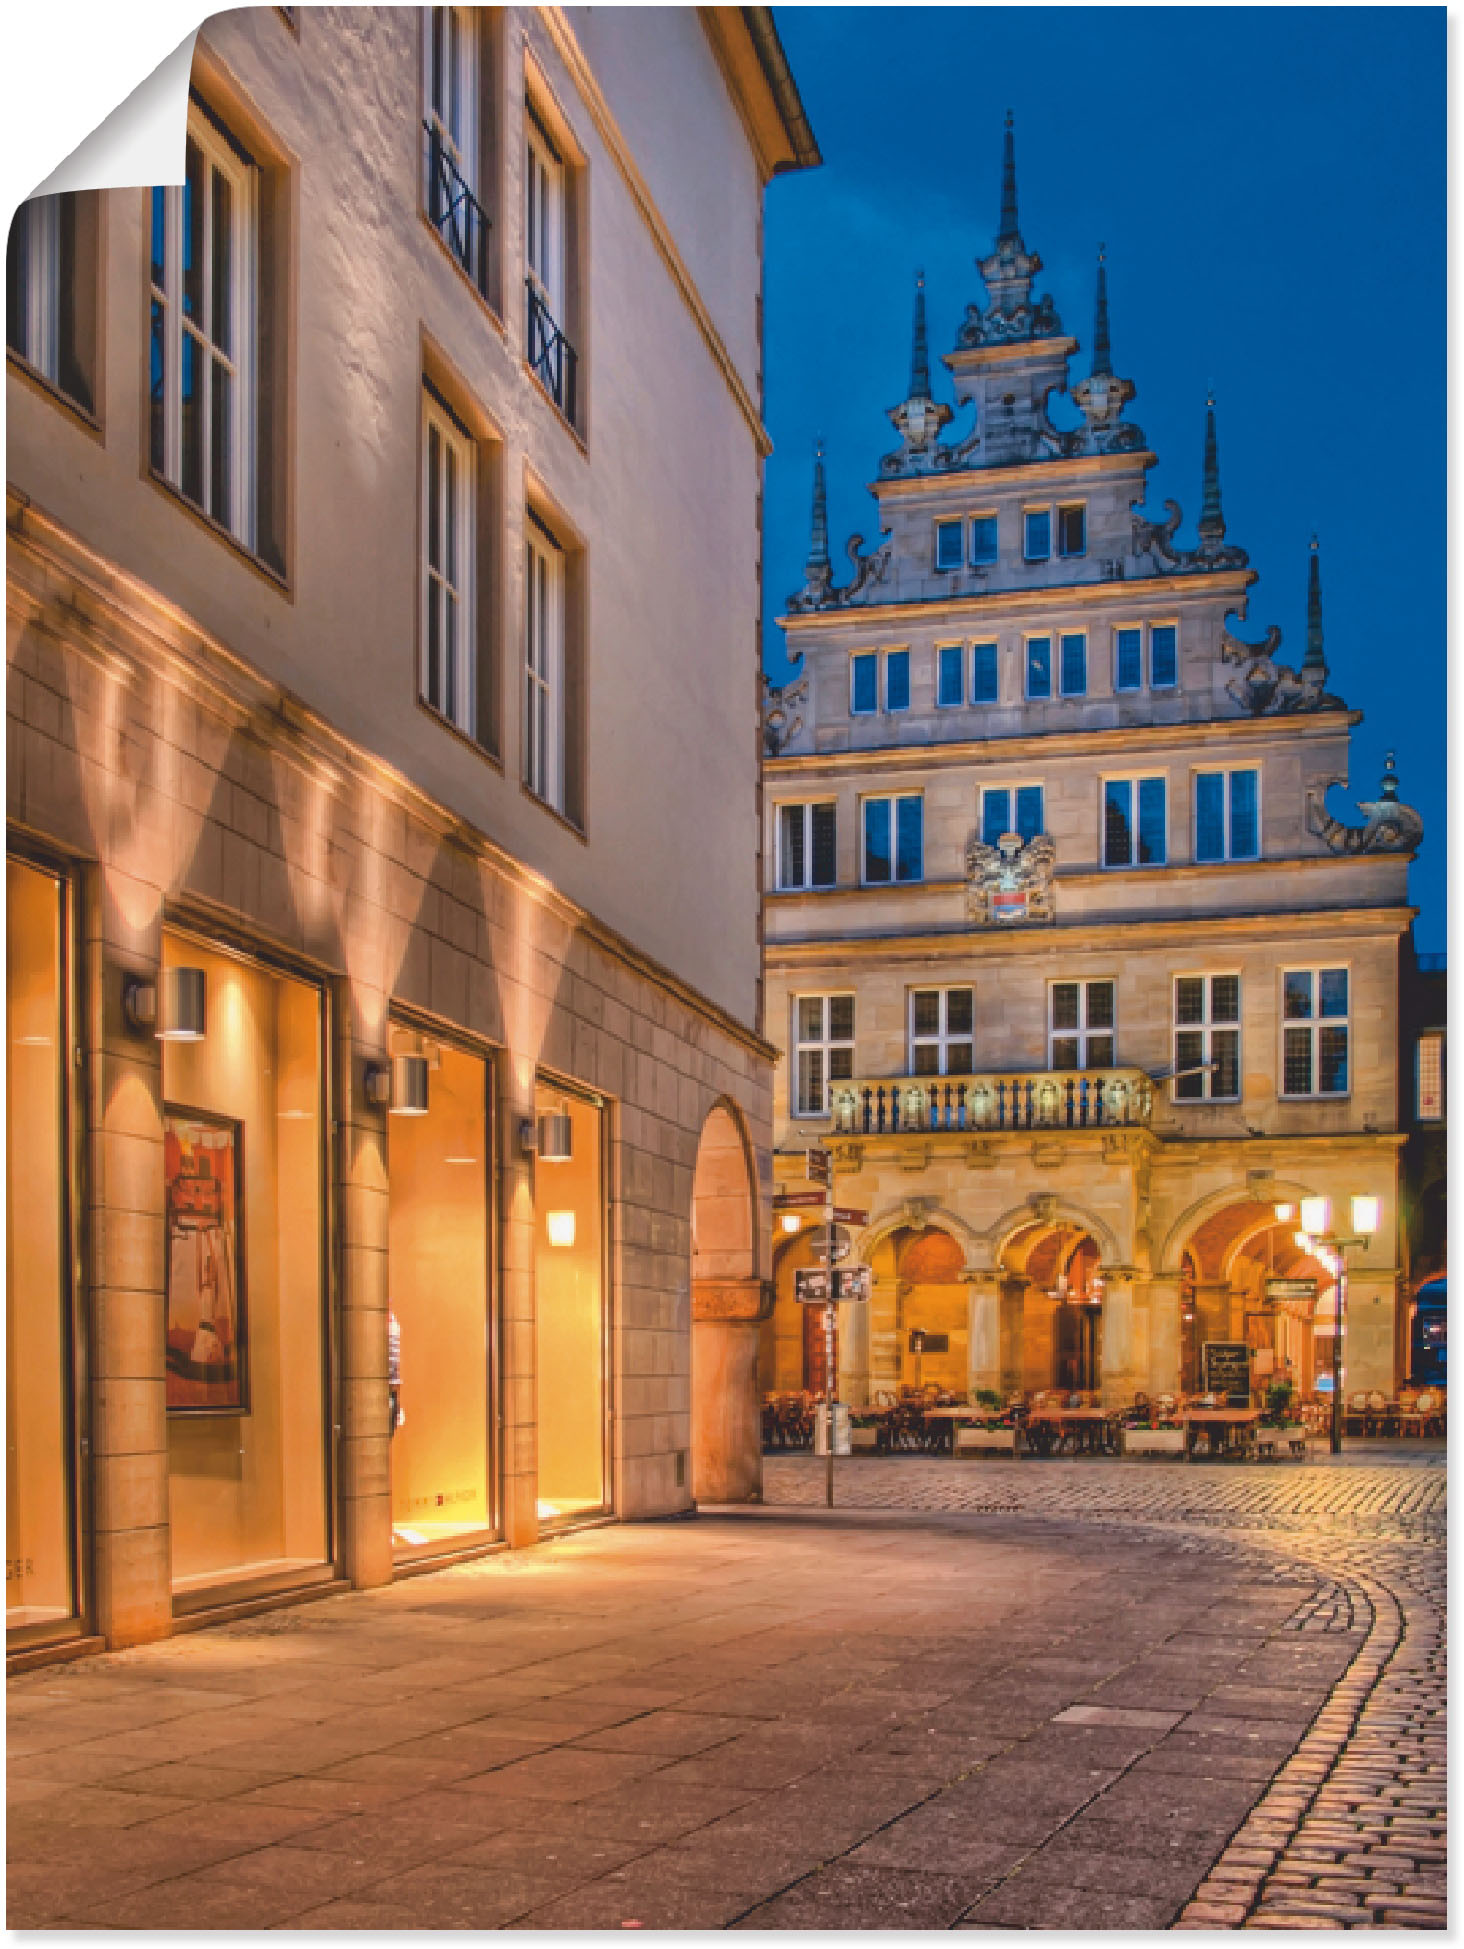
[998,110,1019,244]
[1380,751,1400,802]
[909,270,932,401]
[1302,533,1328,677]
[806,439,830,580]
[1197,392,1226,548]
[1091,245,1112,379]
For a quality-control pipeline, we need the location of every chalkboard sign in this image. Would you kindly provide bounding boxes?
[909,1330,950,1354]
[1202,1341,1252,1406]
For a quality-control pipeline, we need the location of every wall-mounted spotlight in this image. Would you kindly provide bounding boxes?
[546,1210,577,1248]
[364,1052,430,1115]
[124,967,207,1040]
[536,1101,574,1163]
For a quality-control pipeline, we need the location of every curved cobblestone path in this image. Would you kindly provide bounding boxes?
[764,1452,1445,1929]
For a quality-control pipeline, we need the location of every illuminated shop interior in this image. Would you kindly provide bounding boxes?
[387,1025,493,1557]
[6,859,75,1635]
[161,932,330,1600]
[533,1082,607,1522]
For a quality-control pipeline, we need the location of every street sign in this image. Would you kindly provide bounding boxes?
[811,1225,852,1266]
[773,1189,828,1211]
[806,1146,832,1186]
[831,1206,869,1226]
[794,1265,871,1305]
[1266,1278,1319,1301]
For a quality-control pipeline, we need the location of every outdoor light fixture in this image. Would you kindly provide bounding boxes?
[363,1053,430,1114]
[537,1101,574,1163]
[1299,1196,1332,1237]
[781,1213,802,1234]
[122,974,157,1035]
[1273,1201,1296,1223]
[157,966,207,1041]
[546,1210,576,1248]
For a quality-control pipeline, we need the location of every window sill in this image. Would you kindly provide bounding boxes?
[421,211,505,335]
[145,470,290,597]
[7,349,103,442]
[416,695,502,771]
[522,360,588,456]
[1278,1094,1353,1105]
[521,778,587,845]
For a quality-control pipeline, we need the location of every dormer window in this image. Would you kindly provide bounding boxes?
[935,519,963,572]
[1058,504,1087,558]
[968,514,998,565]
[1023,508,1051,562]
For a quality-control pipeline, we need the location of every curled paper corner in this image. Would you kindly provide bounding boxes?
[32,28,200,201]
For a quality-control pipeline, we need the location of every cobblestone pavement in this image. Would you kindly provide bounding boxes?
[5,1453,1444,1930]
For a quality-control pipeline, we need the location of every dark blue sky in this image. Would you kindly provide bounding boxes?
[761,7,1445,950]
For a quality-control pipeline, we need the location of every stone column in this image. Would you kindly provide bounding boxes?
[496,1050,539,1548]
[1098,1272,1143,1407]
[691,1276,770,1503]
[999,1275,1027,1397]
[1340,1270,1401,1395]
[1145,1274,1182,1397]
[338,991,392,1589]
[840,1287,871,1406]
[965,1273,1003,1399]
[868,1273,901,1398]
[87,884,171,1647]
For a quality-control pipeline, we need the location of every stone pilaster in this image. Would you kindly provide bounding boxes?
[338,991,391,1589]
[690,1276,770,1502]
[965,1272,1003,1397]
[497,1050,539,1548]
[1145,1273,1182,1397]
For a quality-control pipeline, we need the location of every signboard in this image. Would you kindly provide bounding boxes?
[1265,1278,1319,1302]
[831,1206,869,1227]
[806,1146,832,1187]
[1202,1340,1252,1406]
[811,1226,852,1266]
[774,1190,828,1212]
[794,1265,872,1305]
[909,1330,949,1354]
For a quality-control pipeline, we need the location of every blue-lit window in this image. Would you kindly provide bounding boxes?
[1059,632,1087,697]
[1104,776,1167,867]
[969,514,998,565]
[863,795,923,884]
[1115,628,1143,692]
[1057,504,1086,558]
[1150,623,1178,689]
[885,649,910,712]
[982,784,1044,848]
[971,641,999,704]
[1023,508,1051,562]
[851,653,878,715]
[1026,636,1052,700]
[1195,768,1260,863]
[935,520,964,572]
[937,645,965,708]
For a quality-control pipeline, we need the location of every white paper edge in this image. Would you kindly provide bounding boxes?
[33,31,199,200]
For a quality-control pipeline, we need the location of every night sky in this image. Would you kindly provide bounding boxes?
[760,7,1445,952]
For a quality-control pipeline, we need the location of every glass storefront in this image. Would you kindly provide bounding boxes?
[161,932,331,1603]
[6,858,78,1638]
[533,1082,607,1523]
[387,1025,494,1558]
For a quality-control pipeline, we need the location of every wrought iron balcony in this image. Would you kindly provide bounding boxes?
[830,1067,1154,1138]
[526,279,579,425]
[424,122,491,300]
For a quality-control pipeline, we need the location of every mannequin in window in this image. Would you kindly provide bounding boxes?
[388,1308,405,1436]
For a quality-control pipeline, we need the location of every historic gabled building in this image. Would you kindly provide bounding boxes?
[761,118,1424,1412]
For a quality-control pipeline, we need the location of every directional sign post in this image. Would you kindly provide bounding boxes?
[794,1265,872,1305]
[773,1189,830,1212]
[806,1146,832,1187]
[831,1206,869,1227]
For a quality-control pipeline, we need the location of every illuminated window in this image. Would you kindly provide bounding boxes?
[533,1083,606,1522]
[1417,1031,1445,1121]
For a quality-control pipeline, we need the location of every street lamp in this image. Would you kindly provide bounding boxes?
[1287,1194,1382,1455]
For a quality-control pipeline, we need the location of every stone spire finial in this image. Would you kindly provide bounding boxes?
[909,270,932,402]
[1197,392,1226,550]
[805,439,831,593]
[1091,245,1112,379]
[1380,751,1400,803]
[1301,533,1328,679]
[998,110,1020,244]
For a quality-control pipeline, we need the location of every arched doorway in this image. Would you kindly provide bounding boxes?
[1178,1199,1337,1402]
[689,1102,763,1503]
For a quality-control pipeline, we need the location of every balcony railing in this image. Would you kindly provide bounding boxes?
[526,278,579,425]
[424,122,491,300]
[830,1068,1154,1138]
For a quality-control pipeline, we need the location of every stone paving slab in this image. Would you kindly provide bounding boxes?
[6,1453,1445,1929]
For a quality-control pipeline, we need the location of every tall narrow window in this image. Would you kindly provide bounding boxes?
[1059,631,1087,697]
[910,988,974,1076]
[981,784,1043,847]
[936,645,965,708]
[1057,504,1086,557]
[1417,1031,1445,1122]
[1049,980,1115,1070]
[778,802,836,891]
[6,192,97,416]
[1114,627,1143,693]
[525,104,575,422]
[1026,635,1052,700]
[968,514,998,565]
[1195,768,1260,863]
[150,112,256,547]
[1282,968,1349,1097]
[1104,776,1167,867]
[524,514,565,811]
[850,652,878,716]
[971,641,999,704]
[1174,975,1241,1101]
[935,519,963,571]
[1149,623,1178,689]
[884,649,911,712]
[794,995,854,1118]
[421,388,475,735]
[423,7,488,297]
[863,795,923,884]
[1023,508,1051,562]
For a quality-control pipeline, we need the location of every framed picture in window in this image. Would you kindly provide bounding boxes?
[163,1106,249,1414]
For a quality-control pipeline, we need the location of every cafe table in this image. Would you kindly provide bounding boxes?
[1023,1406,1110,1456]
[1176,1405,1261,1461]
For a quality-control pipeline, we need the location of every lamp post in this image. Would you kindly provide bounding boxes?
[1278,1194,1382,1455]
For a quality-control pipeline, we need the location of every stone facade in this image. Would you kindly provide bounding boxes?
[5,7,816,1656]
[762,121,1422,1413]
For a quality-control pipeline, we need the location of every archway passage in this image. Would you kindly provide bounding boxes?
[1000,1221,1105,1395]
[1179,1199,1337,1402]
[689,1103,764,1504]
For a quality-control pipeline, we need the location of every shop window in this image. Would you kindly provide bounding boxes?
[6,190,100,417]
[388,1028,493,1558]
[6,860,77,1637]
[1174,974,1241,1101]
[162,932,330,1603]
[534,1082,606,1522]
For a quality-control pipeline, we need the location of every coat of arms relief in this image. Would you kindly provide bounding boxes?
[965,830,1057,925]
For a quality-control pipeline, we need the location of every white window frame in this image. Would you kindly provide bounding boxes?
[1280,966,1351,1100]
[1024,632,1053,701]
[8,195,60,382]
[1102,773,1168,869]
[935,642,966,709]
[1417,1030,1445,1122]
[909,987,975,1077]
[1048,979,1117,1072]
[861,793,923,886]
[777,801,837,892]
[1022,505,1052,563]
[525,103,565,327]
[793,993,855,1119]
[524,513,565,811]
[1172,973,1242,1103]
[1059,629,1088,698]
[1193,766,1261,864]
[934,518,963,573]
[850,650,878,717]
[968,512,999,565]
[420,388,476,737]
[970,639,1000,705]
[149,107,257,548]
[980,782,1044,847]
[1056,502,1087,558]
[423,6,479,199]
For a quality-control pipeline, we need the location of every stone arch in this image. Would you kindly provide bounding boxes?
[1158,1178,1320,1277]
[985,1198,1122,1271]
[689,1097,764,1505]
[857,1199,986,1272]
